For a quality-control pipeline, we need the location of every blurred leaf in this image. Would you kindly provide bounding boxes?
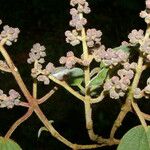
[88,68,109,91]
[38,120,54,138]
[117,125,150,150]
[67,68,84,87]
[100,61,106,69]
[38,127,48,138]
[52,67,70,80]
[0,137,22,150]
[113,45,131,53]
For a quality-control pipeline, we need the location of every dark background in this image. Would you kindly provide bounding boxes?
[0,0,148,150]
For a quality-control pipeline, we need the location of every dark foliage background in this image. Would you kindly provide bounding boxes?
[0,0,148,150]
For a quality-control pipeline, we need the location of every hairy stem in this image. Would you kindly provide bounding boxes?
[18,86,58,108]
[0,44,108,149]
[0,65,11,72]
[38,86,58,104]
[48,75,84,101]
[129,55,147,130]
[84,101,98,140]
[110,99,131,139]
[80,13,98,142]
[142,112,150,121]
[91,91,105,104]
[33,79,37,98]
[110,56,144,139]
[5,108,33,139]
[132,101,147,131]
[110,24,150,139]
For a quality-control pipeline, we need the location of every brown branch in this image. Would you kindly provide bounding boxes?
[142,112,150,121]
[90,91,105,104]
[0,66,11,72]
[38,86,58,104]
[18,101,30,107]
[84,101,99,141]
[131,101,148,131]
[0,42,119,149]
[110,99,131,139]
[0,44,113,149]
[48,75,85,101]
[18,86,58,108]
[5,108,33,139]
[34,106,105,149]
[84,101,120,146]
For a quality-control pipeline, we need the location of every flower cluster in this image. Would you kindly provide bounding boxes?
[93,47,129,67]
[65,30,81,46]
[0,89,21,109]
[70,12,87,30]
[36,62,56,85]
[139,0,150,23]
[86,29,102,47]
[59,51,77,69]
[104,66,135,99]
[146,0,150,9]
[27,43,51,84]
[70,0,91,14]
[27,43,46,78]
[0,25,20,46]
[37,74,50,85]
[27,43,46,64]
[133,88,143,99]
[0,60,9,71]
[27,43,77,84]
[65,0,90,46]
[144,77,150,96]
[134,77,150,99]
[140,39,150,61]
[128,29,144,44]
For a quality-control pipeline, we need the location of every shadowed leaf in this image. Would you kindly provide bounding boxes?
[117,125,150,150]
[0,137,22,150]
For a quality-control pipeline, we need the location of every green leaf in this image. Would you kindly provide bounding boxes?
[38,127,48,138]
[0,137,22,150]
[38,120,54,138]
[100,61,106,69]
[117,125,150,150]
[67,68,84,87]
[113,45,131,53]
[51,67,70,80]
[88,68,109,91]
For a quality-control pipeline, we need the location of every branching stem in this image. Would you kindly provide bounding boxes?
[5,108,33,139]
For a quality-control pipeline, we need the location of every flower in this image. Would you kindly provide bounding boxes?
[0,25,20,46]
[59,51,77,69]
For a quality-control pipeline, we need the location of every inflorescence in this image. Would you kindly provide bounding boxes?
[0,20,20,46]
[0,0,150,107]
[0,89,20,109]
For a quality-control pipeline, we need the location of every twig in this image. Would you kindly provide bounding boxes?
[33,79,37,98]
[0,66,11,73]
[84,101,98,141]
[90,90,105,104]
[110,99,131,139]
[18,102,30,107]
[141,112,150,121]
[38,86,58,104]
[90,67,100,78]
[18,86,59,107]
[5,108,33,139]
[0,44,106,149]
[131,101,148,131]
[48,74,84,101]
[110,43,145,139]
